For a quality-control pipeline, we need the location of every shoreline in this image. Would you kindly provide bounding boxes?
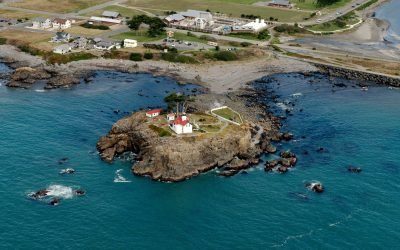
[0,44,317,93]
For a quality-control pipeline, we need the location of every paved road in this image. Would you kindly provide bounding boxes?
[299,0,371,26]
[75,0,127,15]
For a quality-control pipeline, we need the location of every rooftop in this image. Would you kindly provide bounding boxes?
[102,11,120,18]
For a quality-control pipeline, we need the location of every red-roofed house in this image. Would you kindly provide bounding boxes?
[146,109,162,118]
[170,115,193,134]
[52,18,72,29]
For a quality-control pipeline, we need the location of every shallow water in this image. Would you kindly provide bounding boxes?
[1,65,399,249]
[376,0,400,44]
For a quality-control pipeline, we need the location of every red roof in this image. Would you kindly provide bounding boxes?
[146,109,162,115]
[174,116,189,126]
[53,18,69,24]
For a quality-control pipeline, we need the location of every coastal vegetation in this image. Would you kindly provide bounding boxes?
[148,124,172,137]
[355,0,379,11]
[308,11,359,32]
[227,30,270,41]
[161,52,198,64]
[80,23,110,30]
[129,53,143,61]
[212,107,242,124]
[274,24,306,34]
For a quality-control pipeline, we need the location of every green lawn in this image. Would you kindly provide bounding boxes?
[126,0,311,22]
[291,0,353,10]
[308,11,360,32]
[111,30,165,42]
[172,32,210,44]
[212,107,242,124]
[84,5,145,18]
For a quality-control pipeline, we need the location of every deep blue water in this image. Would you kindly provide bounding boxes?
[1,64,400,249]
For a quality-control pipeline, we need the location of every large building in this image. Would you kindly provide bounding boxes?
[267,0,292,8]
[232,19,267,33]
[165,10,214,29]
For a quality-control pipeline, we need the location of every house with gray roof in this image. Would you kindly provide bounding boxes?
[32,17,52,29]
[102,11,120,19]
[52,32,71,43]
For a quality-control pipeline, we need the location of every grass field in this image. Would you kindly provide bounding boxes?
[126,0,311,22]
[10,0,109,13]
[212,107,242,124]
[0,9,42,19]
[68,26,108,36]
[0,29,52,44]
[83,5,145,18]
[290,0,352,10]
[111,30,165,42]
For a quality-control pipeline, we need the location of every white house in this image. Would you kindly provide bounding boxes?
[52,18,72,30]
[146,109,162,118]
[53,44,72,54]
[94,41,116,50]
[123,39,138,48]
[170,115,193,134]
[32,17,52,29]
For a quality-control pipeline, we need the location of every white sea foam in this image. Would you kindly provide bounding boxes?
[290,92,303,97]
[46,185,74,199]
[276,102,292,111]
[114,169,131,183]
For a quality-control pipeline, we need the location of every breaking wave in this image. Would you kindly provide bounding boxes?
[46,185,74,199]
[114,169,131,183]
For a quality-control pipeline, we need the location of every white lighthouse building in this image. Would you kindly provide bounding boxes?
[169,115,193,134]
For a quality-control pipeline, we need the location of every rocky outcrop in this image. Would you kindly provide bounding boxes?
[3,65,93,89]
[45,74,80,89]
[6,67,51,89]
[97,112,272,182]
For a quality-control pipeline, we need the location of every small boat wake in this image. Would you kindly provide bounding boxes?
[114,169,131,183]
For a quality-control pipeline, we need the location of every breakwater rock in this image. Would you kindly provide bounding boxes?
[313,63,400,87]
[97,111,274,182]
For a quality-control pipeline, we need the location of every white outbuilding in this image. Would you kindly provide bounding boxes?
[123,39,138,48]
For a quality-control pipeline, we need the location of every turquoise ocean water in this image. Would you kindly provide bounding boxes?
[1,61,400,249]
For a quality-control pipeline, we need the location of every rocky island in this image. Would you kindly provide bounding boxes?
[97,102,281,182]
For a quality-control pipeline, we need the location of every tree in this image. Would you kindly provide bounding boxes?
[316,0,340,7]
[127,15,166,37]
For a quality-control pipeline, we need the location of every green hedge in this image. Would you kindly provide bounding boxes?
[213,51,238,61]
[130,53,143,61]
[161,53,197,64]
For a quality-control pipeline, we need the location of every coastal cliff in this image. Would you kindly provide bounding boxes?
[97,111,274,182]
